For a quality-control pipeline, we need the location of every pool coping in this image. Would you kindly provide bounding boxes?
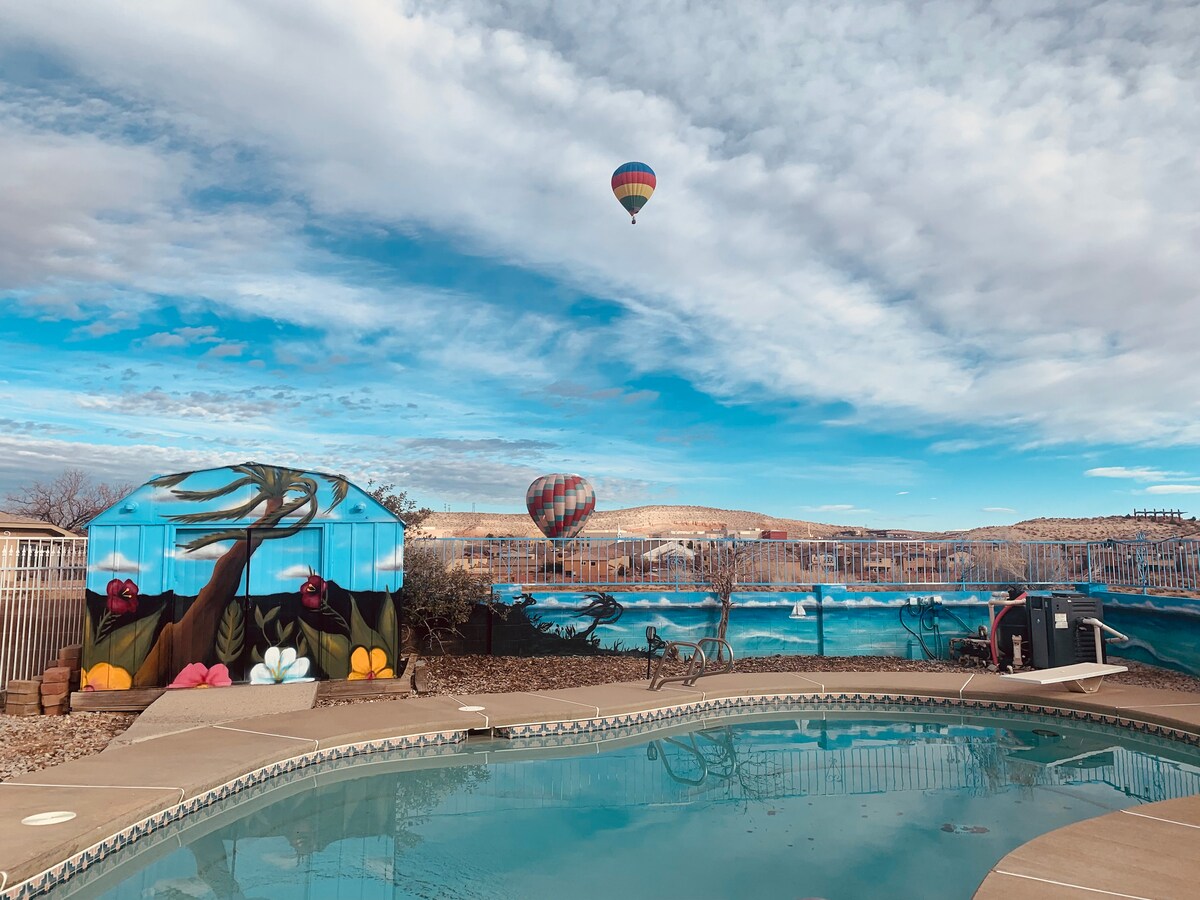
[2,671,1200,899]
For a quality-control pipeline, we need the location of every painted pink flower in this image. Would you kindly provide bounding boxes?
[300,574,326,609]
[106,578,139,615]
[167,662,233,689]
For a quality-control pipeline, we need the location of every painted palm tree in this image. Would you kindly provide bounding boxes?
[135,463,348,686]
[572,592,623,643]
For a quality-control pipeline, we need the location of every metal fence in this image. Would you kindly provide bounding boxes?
[0,537,88,691]
[2,535,1197,692]
[415,536,1200,593]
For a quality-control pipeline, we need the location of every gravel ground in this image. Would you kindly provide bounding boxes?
[4,655,1199,782]
[0,711,136,782]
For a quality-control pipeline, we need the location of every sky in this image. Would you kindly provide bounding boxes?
[1,0,1198,532]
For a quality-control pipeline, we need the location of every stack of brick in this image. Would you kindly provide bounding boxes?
[40,643,83,715]
[4,678,43,716]
[40,667,73,715]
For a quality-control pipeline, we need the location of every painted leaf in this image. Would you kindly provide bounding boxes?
[298,618,350,679]
[348,594,386,659]
[326,475,349,511]
[170,476,255,503]
[377,590,398,664]
[254,605,266,630]
[99,612,162,676]
[81,603,95,666]
[216,602,245,666]
[148,472,191,489]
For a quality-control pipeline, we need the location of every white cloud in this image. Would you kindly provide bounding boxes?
[181,541,235,560]
[1086,466,1194,482]
[896,491,909,496]
[1145,485,1200,495]
[375,552,404,572]
[277,564,314,579]
[0,0,1198,453]
[204,341,246,359]
[982,506,1016,513]
[88,552,139,573]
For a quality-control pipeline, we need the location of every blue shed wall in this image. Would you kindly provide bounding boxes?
[82,464,405,689]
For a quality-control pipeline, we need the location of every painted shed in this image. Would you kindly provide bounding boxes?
[83,462,404,690]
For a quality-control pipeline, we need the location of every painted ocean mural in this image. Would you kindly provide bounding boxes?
[477,589,995,661]
[476,587,1200,675]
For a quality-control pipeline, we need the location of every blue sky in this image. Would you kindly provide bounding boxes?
[1,1,1198,531]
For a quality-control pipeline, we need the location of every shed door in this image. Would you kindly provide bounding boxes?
[171,527,324,683]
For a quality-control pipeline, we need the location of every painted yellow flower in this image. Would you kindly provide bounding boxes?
[347,646,393,681]
[80,662,132,691]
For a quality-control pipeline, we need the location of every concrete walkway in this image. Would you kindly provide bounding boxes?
[107,681,320,747]
[2,671,1199,899]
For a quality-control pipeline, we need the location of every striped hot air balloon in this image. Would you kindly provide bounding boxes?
[611,162,656,224]
[526,474,596,539]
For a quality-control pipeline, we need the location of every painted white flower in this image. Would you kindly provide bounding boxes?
[249,646,314,684]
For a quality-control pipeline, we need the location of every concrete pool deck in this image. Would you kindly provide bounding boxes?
[1,671,1198,899]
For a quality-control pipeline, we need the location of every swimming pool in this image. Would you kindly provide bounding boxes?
[38,706,1200,900]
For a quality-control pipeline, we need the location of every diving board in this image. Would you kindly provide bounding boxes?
[1001,662,1127,694]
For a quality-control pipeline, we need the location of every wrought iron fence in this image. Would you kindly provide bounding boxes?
[2,535,1197,692]
[416,536,1200,593]
[0,537,88,691]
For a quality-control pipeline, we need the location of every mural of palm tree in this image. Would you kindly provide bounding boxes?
[134,463,348,686]
[572,592,623,643]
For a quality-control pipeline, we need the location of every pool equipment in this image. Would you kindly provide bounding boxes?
[898,595,975,660]
[951,590,1128,673]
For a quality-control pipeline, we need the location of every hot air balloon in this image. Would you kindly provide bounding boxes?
[526,474,596,539]
[611,162,655,224]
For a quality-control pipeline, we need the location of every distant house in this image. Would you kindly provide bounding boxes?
[0,516,86,677]
[0,514,75,539]
[641,540,696,563]
[559,542,633,581]
[0,514,81,587]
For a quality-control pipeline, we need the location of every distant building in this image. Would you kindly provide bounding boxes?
[0,514,75,539]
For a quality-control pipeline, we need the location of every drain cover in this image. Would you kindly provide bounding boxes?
[22,811,77,826]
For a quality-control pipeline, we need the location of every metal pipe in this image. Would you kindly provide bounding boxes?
[1080,616,1128,664]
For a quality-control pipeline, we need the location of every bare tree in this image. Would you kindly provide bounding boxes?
[696,539,761,642]
[3,468,134,534]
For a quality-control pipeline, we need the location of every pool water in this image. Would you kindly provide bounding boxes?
[48,708,1200,900]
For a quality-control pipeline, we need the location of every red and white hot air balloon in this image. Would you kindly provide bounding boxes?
[525,474,596,539]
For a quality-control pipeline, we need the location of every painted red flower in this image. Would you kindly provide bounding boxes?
[167,662,233,689]
[106,578,139,615]
[300,574,326,609]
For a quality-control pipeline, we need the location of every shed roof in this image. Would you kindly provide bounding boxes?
[88,462,403,529]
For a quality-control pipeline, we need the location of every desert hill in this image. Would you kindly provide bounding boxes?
[421,506,1199,541]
